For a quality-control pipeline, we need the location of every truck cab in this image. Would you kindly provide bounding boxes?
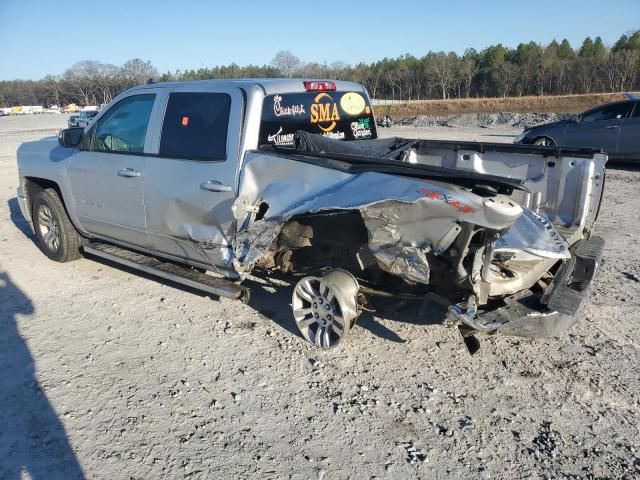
[18,79,377,276]
[16,79,606,349]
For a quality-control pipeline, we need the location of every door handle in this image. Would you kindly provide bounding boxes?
[200,180,232,192]
[605,125,619,129]
[118,168,141,178]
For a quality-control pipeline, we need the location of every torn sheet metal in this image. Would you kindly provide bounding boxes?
[495,209,570,260]
[233,153,525,283]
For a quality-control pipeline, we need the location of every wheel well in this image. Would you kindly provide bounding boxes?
[258,211,368,274]
[24,177,64,215]
[257,210,401,287]
[532,135,556,145]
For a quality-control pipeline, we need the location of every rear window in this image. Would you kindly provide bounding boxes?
[259,91,377,147]
[160,92,231,160]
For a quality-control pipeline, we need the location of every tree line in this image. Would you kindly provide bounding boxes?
[1,32,638,108]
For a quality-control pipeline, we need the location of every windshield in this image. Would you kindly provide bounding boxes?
[259,91,377,147]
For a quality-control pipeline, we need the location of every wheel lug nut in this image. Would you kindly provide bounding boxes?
[314,313,319,319]
[325,304,330,310]
[318,298,323,304]
[327,314,332,321]
[313,302,317,309]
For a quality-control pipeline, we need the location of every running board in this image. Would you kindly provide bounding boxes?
[82,243,249,303]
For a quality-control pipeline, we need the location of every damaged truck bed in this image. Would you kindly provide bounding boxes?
[17,79,606,349]
[234,133,606,347]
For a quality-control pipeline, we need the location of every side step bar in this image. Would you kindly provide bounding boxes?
[82,243,250,303]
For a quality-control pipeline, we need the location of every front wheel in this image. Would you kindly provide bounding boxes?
[32,188,84,262]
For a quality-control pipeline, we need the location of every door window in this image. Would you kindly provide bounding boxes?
[91,94,156,154]
[159,92,231,161]
[580,102,633,123]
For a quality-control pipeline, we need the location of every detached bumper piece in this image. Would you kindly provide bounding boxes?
[452,235,605,338]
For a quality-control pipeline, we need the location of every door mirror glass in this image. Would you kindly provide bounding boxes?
[58,127,84,148]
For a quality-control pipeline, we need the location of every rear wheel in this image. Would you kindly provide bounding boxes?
[32,188,84,262]
[292,269,360,349]
[533,137,556,146]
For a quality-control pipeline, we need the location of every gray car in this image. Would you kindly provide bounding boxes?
[514,98,640,161]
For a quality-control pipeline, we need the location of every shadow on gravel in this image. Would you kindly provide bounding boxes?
[0,270,84,479]
[7,197,36,244]
[244,274,300,338]
[357,313,406,343]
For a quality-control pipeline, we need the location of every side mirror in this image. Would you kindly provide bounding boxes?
[58,127,84,148]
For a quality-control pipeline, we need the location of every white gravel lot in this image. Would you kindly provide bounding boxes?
[1,115,639,479]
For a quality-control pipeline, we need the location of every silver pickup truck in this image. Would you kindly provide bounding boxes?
[16,79,606,350]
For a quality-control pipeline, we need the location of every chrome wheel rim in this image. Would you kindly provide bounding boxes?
[292,270,359,349]
[37,204,60,251]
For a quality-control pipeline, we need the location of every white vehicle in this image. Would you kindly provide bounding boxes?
[76,110,99,128]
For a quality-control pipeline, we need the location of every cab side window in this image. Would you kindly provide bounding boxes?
[580,103,633,123]
[159,92,231,161]
[91,94,156,154]
[631,102,640,118]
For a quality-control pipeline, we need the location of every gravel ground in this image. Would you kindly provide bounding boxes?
[1,114,639,479]
[382,124,523,143]
[395,112,575,129]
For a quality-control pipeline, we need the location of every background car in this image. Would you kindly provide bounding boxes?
[76,110,99,128]
[67,114,80,128]
[514,96,640,162]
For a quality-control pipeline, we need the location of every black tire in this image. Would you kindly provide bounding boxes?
[32,188,84,262]
[533,137,556,146]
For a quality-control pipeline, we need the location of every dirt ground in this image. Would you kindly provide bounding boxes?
[1,115,639,479]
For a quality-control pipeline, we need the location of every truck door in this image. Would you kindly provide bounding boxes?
[67,93,159,246]
[142,87,243,269]
[563,102,633,154]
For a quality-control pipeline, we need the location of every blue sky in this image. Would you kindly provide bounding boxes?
[0,0,638,80]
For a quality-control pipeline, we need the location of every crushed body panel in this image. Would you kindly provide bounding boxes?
[231,136,607,338]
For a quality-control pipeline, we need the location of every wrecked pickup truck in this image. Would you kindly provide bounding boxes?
[16,79,606,349]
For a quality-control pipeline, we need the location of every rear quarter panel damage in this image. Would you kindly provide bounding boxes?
[232,152,523,284]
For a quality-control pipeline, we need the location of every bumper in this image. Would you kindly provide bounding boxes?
[451,235,605,338]
[16,186,31,224]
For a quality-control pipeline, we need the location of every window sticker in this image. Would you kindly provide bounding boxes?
[340,92,366,116]
[273,95,306,117]
[351,118,373,139]
[310,93,341,132]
